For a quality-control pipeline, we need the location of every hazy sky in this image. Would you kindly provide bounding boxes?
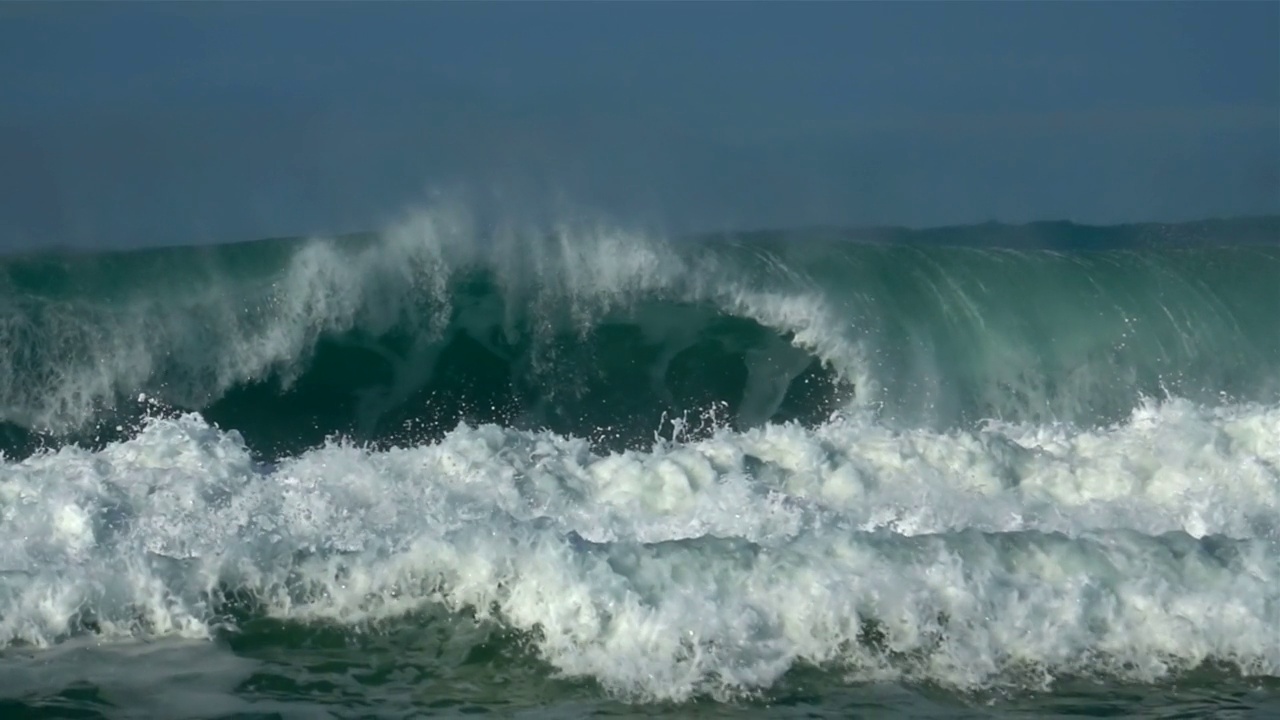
[1,2,1276,248]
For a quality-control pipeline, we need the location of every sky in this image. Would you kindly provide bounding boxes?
[0,1,1276,249]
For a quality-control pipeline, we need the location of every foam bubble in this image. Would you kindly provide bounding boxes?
[0,398,1277,700]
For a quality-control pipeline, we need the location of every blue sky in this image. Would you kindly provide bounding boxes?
[1,2,1276,248]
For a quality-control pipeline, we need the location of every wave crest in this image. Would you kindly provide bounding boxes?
[0,205,1276,458]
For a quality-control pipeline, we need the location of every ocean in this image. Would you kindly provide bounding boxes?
[1,210,1278,718]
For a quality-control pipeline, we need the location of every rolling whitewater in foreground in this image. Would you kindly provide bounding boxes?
[1,208,1279,718]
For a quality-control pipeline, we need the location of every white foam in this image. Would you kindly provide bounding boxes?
[0,397,1277,700]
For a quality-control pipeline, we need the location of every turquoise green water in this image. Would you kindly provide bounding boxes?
[2,217,1277,457]
[4,626,1278,717]
[0,214,1277,717]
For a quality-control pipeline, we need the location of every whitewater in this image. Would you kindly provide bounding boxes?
[1,206,1278,717]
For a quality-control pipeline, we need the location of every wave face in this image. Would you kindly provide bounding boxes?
[0,208,1278,708]
[1,212,1277,457]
